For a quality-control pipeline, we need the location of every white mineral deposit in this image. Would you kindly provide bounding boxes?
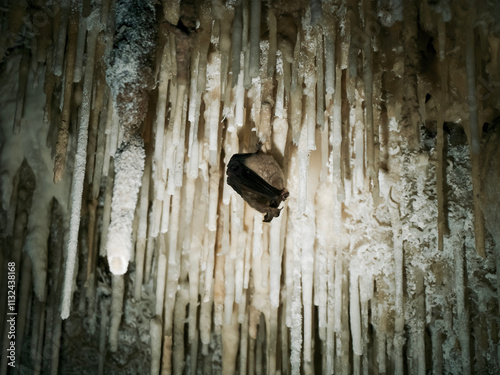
[0,0,499,374]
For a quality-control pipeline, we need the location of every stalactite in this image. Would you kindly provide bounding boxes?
[186,178,203,339]
[326,238,336,374]
[350,271,362,366]
[436,18,447,252]
[362,0,375,182]
[73,9,87,83]
[231,1,243,85]
[213,209,226,326]
[389,190,405,374]
[52,0,69,76]
[162,191,183,357]
[239,311,249,374]
[303,19,317,153]
[290,218,303,375]
[221,306,239,375]
[134,153,151,300]
[290,28,303,145]
[87,31,107,189]
[219,10,232,99]
[53,4,79,183]
[92,98,108,199]
[153,46,170,200]
[376,294,387,374]
[233,205,246,306]
[12,48,29,135]
[149,315,162,374]
[85,198,98,313]
[60,16,100,318]
[223,210,235,324]
[464,3,486,259]
[173,285,189,375]
[31,297,46,374]
[301,212,315,364]
[401,1,422,150]
[109,274,124,352]
[104,0,155,277]
[248,0,261,79]
[205,52,221,167]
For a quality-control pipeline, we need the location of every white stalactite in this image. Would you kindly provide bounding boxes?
[153,46,170,199]
[350,270,362,357]
[269,215,283,308]
[106,136,145,275]
[61,24,99,318]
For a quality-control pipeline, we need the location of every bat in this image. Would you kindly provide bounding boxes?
[226,151,289,222]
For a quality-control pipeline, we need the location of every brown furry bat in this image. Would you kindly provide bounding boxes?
[227,151,289,222]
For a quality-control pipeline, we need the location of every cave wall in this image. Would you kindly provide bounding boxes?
[1,0,500,374]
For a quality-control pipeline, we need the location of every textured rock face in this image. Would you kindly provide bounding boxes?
[0,0,499,374]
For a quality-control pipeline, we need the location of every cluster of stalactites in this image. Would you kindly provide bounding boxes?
[0,0,499,374]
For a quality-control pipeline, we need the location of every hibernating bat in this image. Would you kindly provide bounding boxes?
[226,151,289,222]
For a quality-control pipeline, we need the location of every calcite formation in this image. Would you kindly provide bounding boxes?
[0,0,499,374]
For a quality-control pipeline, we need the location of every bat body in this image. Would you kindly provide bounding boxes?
[227,151,289,222]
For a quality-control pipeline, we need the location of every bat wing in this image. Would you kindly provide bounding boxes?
[227,154,284,208]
